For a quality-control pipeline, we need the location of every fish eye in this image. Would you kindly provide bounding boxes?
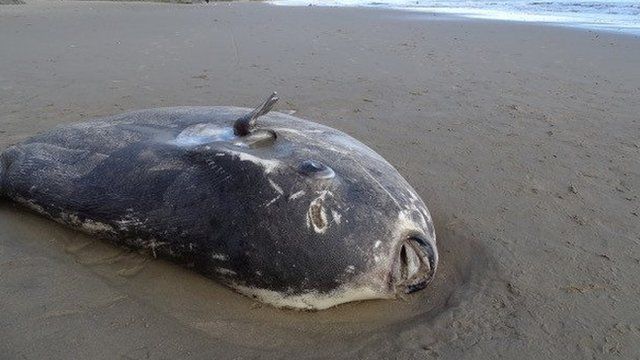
[298,160,335,179]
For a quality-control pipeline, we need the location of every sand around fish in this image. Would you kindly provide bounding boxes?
[1,1,639,359]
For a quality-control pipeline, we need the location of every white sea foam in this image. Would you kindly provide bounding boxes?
[270,0,640,35]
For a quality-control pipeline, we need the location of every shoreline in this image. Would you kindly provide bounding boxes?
[268,0,640,36]
[3,0,640,37]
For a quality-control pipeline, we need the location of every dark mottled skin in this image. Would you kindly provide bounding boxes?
[0,107,436,302]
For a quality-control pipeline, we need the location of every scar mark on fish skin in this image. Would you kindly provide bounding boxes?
[310,204,326,230]
[269,128,307,137]
[147,239,167,258]
[226,150,280,173]
[265,196,280,207]
[307,192,330,234]
[265,179,284,207]
[14,196,49,216]
[116,216,144,230]
[61,212,115,233]
[331,210,342,225]
[268,179,284,195]
[203,158,233,185]
[216,268,237,276]
[211,253,228,261]
[289,190,305,200]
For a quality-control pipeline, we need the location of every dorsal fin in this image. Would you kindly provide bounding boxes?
[233,92,279,136]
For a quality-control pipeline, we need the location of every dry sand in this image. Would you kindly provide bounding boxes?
[1,1,639,359]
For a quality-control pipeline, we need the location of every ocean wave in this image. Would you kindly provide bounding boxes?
[270,0,640,35]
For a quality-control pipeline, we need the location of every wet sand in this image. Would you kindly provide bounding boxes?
[1,1,639,358]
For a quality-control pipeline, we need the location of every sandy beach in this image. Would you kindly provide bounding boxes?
[1,1,639,358]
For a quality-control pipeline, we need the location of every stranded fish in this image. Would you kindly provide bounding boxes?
[0,93,438,310]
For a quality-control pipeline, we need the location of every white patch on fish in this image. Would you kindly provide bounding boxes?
[307,191,330,234]
[173,124,235,146]
[15,197,119,237]
[269,127,306,137]
[116,216,144,230]
[233,283,391,310]
[331,210,342,225]
[216,268,237,276]
[265,179,284,207]
[226,150,281,174]
[268,179,284,195]
[395,209,435,244]
[14,196,48,216]
[60,212,115,233]
[211,253,228,261]
[397,210,420,232]
[265,196,280,207]
[80,219,115,233]
[147,239,167,258]
[289,190,305,200]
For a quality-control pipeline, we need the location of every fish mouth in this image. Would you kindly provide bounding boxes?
[391,235,438,294]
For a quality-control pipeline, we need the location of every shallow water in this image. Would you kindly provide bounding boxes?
[270,0,640,35]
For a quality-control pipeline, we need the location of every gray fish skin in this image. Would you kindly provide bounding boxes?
[0,106,437,310]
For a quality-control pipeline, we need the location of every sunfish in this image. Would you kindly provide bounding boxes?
[0,93,438,310]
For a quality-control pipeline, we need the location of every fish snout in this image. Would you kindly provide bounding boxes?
[391,235,438,294]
